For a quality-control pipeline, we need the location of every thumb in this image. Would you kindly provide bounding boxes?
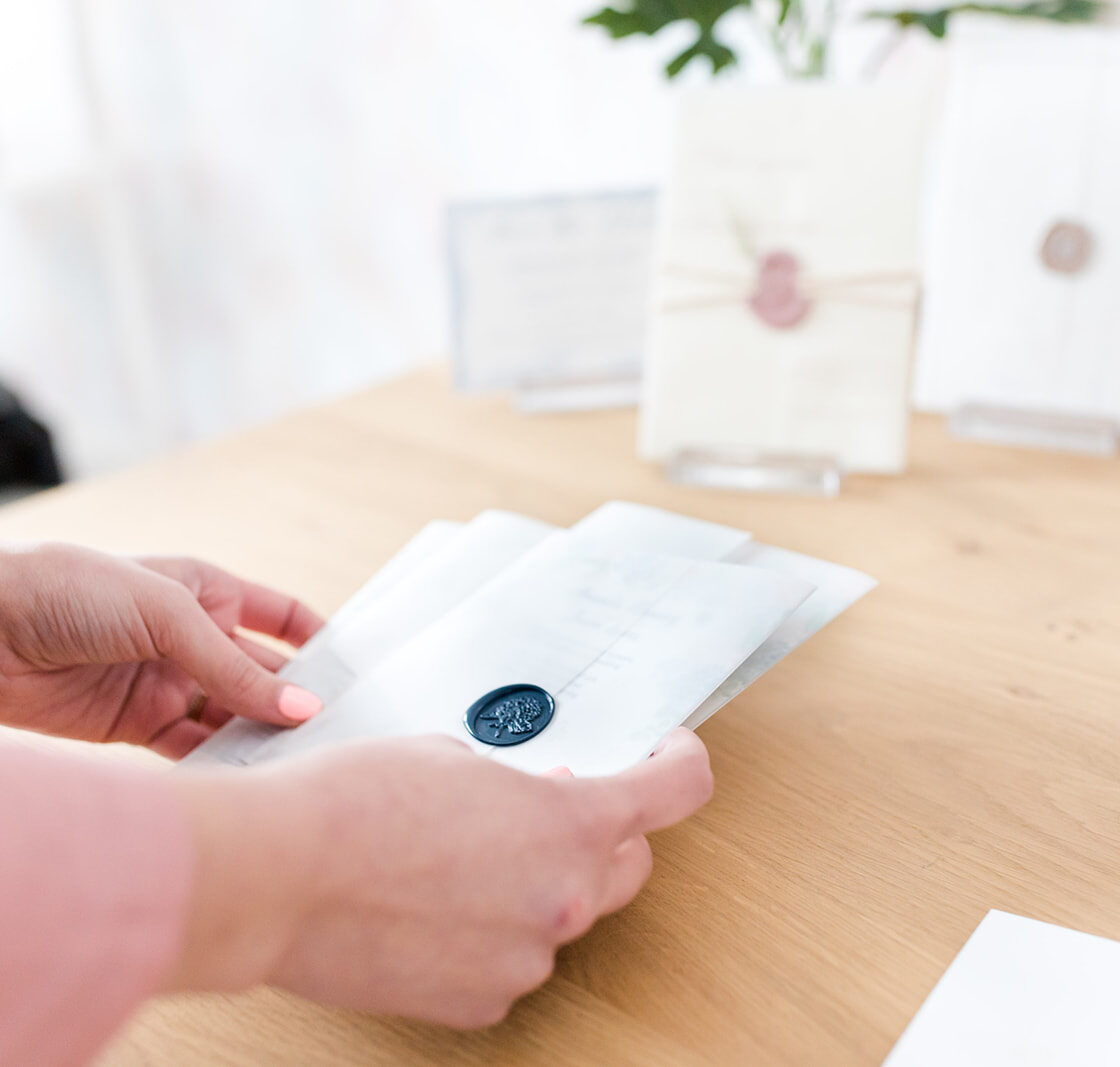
[579,728,714,842]
[145,584,322,726]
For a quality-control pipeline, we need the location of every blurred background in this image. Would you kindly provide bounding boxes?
[0,0,947,487]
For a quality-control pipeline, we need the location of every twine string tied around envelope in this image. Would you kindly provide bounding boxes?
[659,217,919,329]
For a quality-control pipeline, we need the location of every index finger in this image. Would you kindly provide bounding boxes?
[576,728,714,842]
[236,579,325,647]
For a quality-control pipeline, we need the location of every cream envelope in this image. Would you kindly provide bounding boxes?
[914,24,1120,420]
[640,84,927,473]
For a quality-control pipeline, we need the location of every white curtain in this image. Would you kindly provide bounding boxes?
[0,0,924,476]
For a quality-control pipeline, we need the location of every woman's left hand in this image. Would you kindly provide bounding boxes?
[0,544,325,758]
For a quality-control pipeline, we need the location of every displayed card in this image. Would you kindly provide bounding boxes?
[884,911,1120,1066]
[448,191,656,403]
[914,25,1120,420]
[640,85,926,473]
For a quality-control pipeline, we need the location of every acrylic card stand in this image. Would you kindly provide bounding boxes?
[665,448,843,498]
[948,404,1118,456]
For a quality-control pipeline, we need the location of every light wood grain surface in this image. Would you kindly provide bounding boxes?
[3,369,1119,1066]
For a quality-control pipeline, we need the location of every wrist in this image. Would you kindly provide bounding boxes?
[164,766,320,993]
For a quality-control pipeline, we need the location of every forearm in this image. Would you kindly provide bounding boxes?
[0,742,194,1066]
[164,765,320,994]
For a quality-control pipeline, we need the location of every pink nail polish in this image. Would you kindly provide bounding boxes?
[279,685,323,722]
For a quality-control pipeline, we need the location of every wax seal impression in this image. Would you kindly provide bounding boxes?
[464,684,555,746]
[749,250,812,328]
[1041,221,1093,275]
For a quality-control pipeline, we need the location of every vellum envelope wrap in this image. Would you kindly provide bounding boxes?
[914,24,1120,419]
[640,85,927,474]
[185,503,874,777]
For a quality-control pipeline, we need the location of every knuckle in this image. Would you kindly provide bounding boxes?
[223,649,261,697]
[549,885,596,941]
[141,584,197,656]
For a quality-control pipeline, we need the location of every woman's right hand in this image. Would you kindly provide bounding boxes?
[168,728,713,1028]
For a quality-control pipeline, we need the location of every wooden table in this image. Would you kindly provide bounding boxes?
[3,369,1119,1065]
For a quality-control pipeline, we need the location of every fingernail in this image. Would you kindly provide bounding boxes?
[279,685,323,722]
[544,766,574,778]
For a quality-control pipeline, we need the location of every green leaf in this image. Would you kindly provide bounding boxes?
[584,0,747,77]
[665,30,739,75]
[867,0,1104,38]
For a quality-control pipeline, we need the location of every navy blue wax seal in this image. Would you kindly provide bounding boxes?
[464,684,555,746]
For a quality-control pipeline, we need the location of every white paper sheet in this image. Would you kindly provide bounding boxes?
[641,84,926,473]
[914,25,1120,419]
[245,537,812,776]
[884,910,1120,1066]
[683,543,876,729]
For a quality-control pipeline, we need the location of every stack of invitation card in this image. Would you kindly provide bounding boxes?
[640,85,927,475]
[185,503,874,776]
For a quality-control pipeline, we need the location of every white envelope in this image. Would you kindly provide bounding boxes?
[185,503,873,773]
[245,538,813,777]
[185,502,752,767]
[640,84,926,474]
[185,511,553,768]
[914,24,1120,419]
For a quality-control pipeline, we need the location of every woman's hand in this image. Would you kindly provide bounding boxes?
[169,728,714,1028]
[0,544,325,757]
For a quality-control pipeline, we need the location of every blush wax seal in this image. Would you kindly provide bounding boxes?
[1041,220,1093,275]
[464,684,555,746]
[748,250,812,329]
